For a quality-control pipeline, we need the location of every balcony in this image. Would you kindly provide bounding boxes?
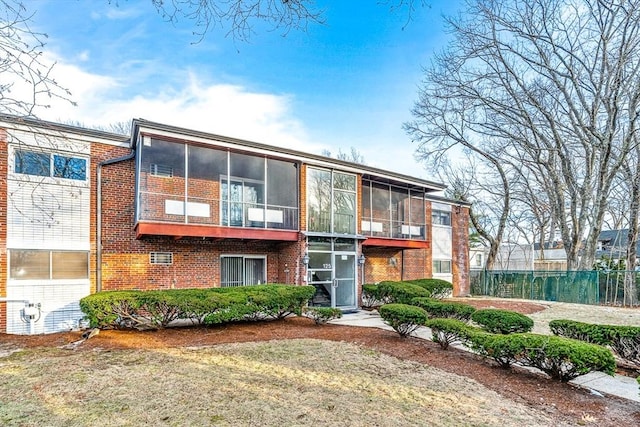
[136,191,299,241]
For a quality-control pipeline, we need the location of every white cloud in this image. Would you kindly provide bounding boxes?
[34,60,323,154]
[24,56,426,178]
[77,50,90,62]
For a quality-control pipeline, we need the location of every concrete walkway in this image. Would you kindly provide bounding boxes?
[329,310,640,403]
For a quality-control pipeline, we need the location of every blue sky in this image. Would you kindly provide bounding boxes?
[28,0,463,178]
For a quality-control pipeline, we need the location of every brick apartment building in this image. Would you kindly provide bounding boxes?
[0,115,470,334]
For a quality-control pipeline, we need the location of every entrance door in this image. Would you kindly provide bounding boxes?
[333,253,356,309]
[307,241,357,310]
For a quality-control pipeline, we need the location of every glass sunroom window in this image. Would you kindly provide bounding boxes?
[137,137,299,229]
[307,168,332,232]
[361,179,426,240]
[307,168,356,234]
[138,139,186,222]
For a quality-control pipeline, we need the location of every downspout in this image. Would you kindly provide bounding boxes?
[96,150,135,292]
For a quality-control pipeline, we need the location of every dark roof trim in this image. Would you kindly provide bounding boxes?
[131,118,447,192]
[0,113,130,145]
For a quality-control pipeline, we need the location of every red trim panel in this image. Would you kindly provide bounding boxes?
[362,237,430,249]
[136,222,300,241]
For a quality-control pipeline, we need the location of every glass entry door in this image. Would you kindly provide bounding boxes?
[333,253,356,308]
[307,237,357,310]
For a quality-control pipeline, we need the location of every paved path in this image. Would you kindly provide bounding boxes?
[330,310,640,403]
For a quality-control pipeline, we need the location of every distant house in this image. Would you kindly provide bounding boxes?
[595,229,640,266]
[472,241,567,271]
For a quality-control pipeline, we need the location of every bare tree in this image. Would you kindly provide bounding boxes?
[322,147,366,165]
[432,152,510,270]
[0,1,73,117]
[620,148,640,306]
[147,0,428,41]
[407,0,640,271]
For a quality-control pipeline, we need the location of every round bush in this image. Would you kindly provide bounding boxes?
[471,308,533,334]
[376,281,430,304]
[412,297,476,321]
[379,303,429,338]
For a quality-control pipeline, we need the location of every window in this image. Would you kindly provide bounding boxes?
[150,163,174,178]
[221,256,266,287]
[432,210,451,226]
[150,252,173,265]
[361,179,426,240]
[433,259,452,274]
[475,253,483,267]
[15,150,50,177]
[307,168,356,234]
[15,150,87,181]
[9,250,89,280]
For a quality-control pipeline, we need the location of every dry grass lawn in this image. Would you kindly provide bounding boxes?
[0,339,575,427]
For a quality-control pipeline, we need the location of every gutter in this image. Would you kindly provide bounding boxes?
[96,150,135,292]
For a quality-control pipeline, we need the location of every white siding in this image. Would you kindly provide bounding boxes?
[432,226,453,259]
[432,225,453,281]
[6,138,91,334]
[7,181,90,249]
[6,281,89,334]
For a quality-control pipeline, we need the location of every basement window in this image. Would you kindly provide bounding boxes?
[150,163,174,178]
[150,252,173,265]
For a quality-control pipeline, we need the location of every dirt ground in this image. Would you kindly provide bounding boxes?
[1,298,639,426]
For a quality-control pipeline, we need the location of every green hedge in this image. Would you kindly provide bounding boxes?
[412,297,476,322]
[80,285,315,329]
[376,281,431,305]
[303,307,343,325]
[362,280,452,308]
[425,318,477,349]
[361,284,391,308]
[468,332,615,381]
[405,278,453,299]
[550,319,640,366]
[379,303,429,338]
[471,308,534,334]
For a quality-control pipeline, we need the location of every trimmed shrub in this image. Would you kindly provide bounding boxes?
[303,307,343,325]
[80,284,315,329]
[425,318,477,350]
[79,291,143,329]
[471,308,534,334]
[361,284,391,308]
[549,319,609,345]
[376,281,431,305]
[405,278,453,299]
[412,297,476,322]
[379,303,429,338]
[550,319,640,366]
[469,332,616,381]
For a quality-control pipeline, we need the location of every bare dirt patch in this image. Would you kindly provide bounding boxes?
[1,298,639,426]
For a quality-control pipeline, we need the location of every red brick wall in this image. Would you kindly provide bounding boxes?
[89,143,133,293]
[452,205,471,296]
[275,241,306,285]
[101,238,290,290]
[402,249,429,280]
[363,248,403,283]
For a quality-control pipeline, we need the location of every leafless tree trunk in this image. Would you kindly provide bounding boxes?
[621,155,640,306]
